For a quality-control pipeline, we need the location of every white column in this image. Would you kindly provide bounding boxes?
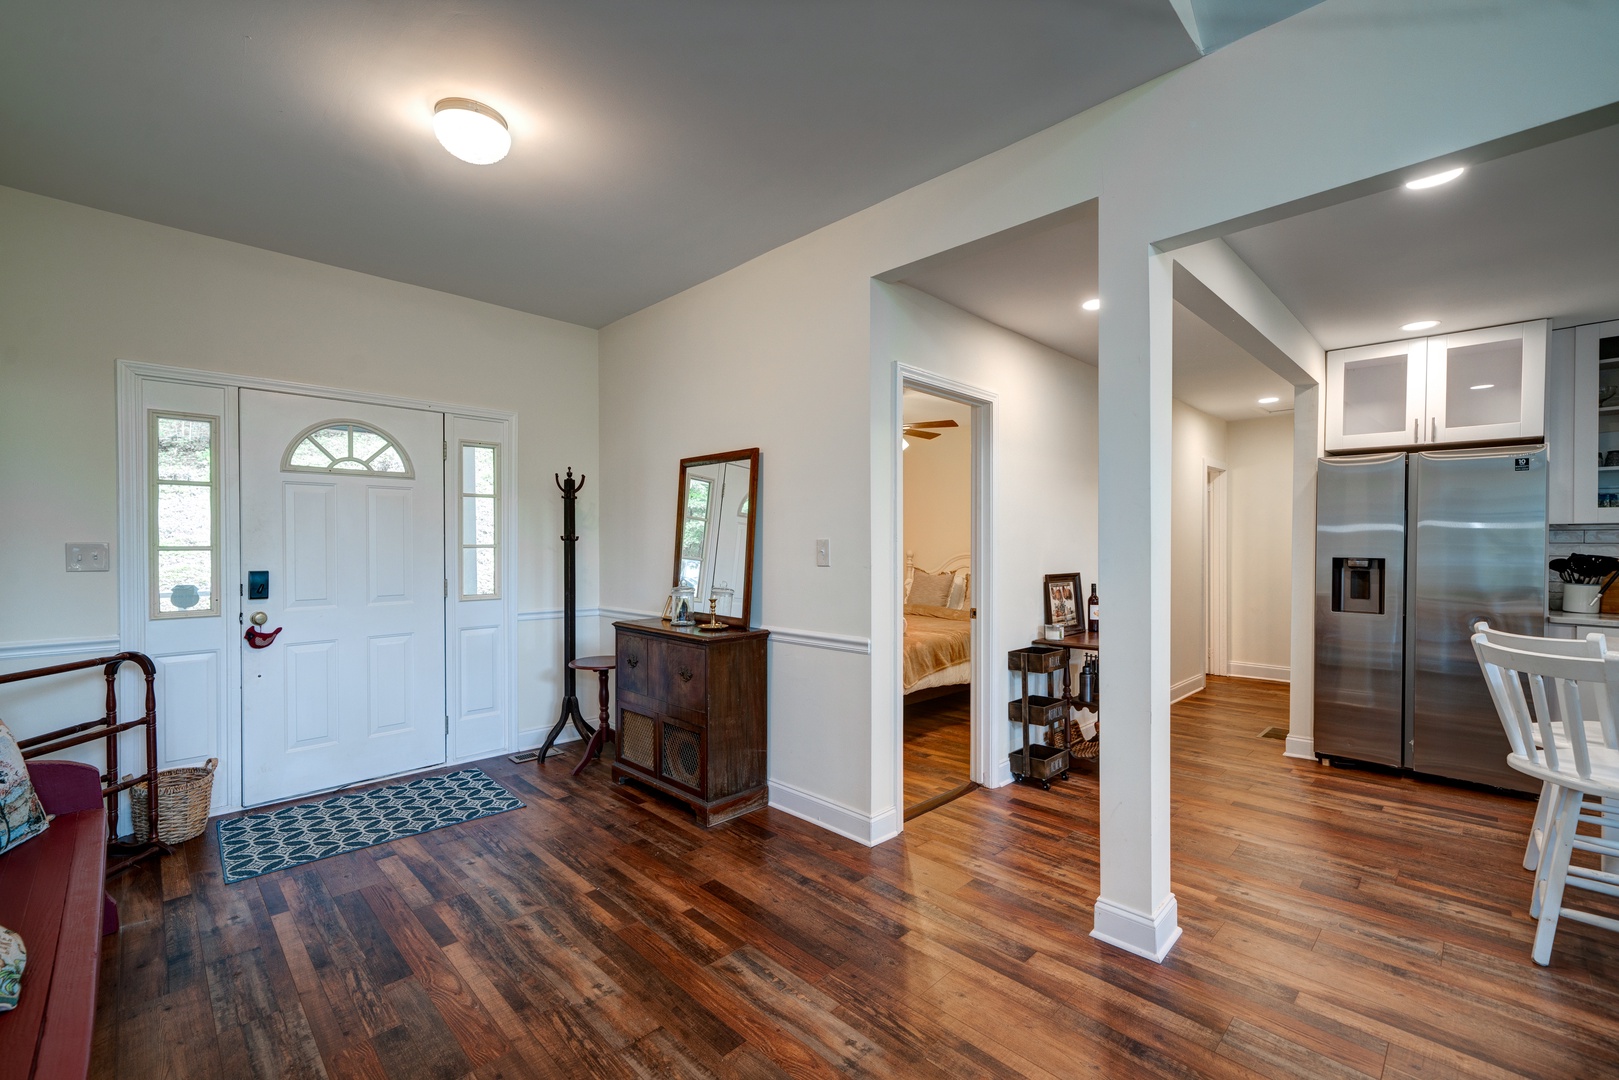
[1286,384,1321,760]
[1091,231,1180,962]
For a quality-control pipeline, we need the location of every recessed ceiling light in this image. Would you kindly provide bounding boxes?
[1401,320,1440,332]
[1081,298,1100,312]
[1405,167,1464,190]
[1470,384,1495,391]
[1258,396,1280,405]
[433,98,511,164]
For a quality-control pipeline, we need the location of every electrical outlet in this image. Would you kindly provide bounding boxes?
[816,538,830,567]
[66,542,110,572]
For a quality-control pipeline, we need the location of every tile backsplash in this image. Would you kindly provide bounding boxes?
[1547,525,1619,610]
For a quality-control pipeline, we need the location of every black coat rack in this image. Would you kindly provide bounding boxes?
[537,467,594,762]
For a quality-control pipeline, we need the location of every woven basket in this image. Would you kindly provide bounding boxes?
[128,758,217,844]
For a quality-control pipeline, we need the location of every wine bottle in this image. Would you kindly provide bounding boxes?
[1086,584,1099,634]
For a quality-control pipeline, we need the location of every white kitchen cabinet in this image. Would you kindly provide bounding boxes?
[1324,320,1547,453]
[1569,319,1619,523]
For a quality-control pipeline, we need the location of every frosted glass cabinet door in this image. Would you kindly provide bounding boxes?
[1571,320,1619,523]
[1324,339,1426,452]
[1427,320,1546,444]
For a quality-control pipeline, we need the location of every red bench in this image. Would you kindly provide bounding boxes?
[0,760,115,1080]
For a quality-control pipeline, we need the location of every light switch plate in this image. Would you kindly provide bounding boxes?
[66,542,110,572]
[816,538,830,567]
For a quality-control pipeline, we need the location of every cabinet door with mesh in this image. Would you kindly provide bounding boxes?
[618,706,658,773]
[659,720,705,793]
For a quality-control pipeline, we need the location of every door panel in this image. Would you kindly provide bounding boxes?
[240,389,445,806]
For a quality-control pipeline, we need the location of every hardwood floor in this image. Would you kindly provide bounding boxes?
[902,690,972,812]
[93,676,1619,1078]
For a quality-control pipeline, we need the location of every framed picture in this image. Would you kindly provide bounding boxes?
[1043,573,1083,629]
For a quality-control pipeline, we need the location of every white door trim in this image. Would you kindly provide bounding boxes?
[1204,459,1229,679]
[894,363,997,829]
[117,360,518,813]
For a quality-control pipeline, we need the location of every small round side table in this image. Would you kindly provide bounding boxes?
[568,655,617,776]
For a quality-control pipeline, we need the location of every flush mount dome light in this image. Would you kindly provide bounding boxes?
[1081,298,1101,312]
[1402,320,1440,332]
[1258,396,1280,405]
[433,98,511,164]
[1405,167,1464,190]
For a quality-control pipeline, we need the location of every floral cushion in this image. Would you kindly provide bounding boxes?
[0,924,23,1012]
[0,719,49,856]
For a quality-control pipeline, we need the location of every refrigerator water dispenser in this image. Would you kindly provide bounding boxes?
[1332,557,1384,615]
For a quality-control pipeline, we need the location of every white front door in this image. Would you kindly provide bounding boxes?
[239,389,446,806]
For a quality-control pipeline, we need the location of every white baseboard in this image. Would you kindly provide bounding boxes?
[1228,662,1290,683]
[1284,734,1316,761]
[770,780,899,847]
[1091,893,1182,963]
[1170,674,1205,703]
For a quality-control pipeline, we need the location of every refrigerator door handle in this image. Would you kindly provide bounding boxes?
[1414,418,1420,443]
[1431,417,1437,442]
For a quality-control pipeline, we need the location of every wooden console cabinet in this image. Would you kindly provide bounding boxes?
[611,618,769,826]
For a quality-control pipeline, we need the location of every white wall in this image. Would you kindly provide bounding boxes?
[0,186,600,757]
[902,395,972,572]
[1227,415,1294,679]
[595,0,1619,957]
[1170,401,1227,696]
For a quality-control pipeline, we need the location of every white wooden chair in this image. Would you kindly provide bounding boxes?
[1473,622,1618,871]
[1472,631,1619,965]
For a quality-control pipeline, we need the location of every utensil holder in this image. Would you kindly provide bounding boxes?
[1562,584,1601,613]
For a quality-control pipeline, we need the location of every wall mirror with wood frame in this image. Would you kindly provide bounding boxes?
[674,448,759,627]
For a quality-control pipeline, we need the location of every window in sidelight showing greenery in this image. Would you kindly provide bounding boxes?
[284,421,413,476]
[679,476,710,589]
[151,413,220,617]
[460,443,499,598]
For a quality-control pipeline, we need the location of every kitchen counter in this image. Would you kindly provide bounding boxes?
[1545,611,1619,627]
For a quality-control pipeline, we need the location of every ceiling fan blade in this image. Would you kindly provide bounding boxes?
[903,428,942,439]
[907,420,959,429]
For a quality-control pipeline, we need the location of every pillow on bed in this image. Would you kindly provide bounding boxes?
[946,568,970,610]
[908,569,953,607]
[0,719,49,856]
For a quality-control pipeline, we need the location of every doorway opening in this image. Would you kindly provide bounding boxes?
[899,386,979,818]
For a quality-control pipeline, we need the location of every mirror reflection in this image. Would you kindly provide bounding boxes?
[675,450,758,625]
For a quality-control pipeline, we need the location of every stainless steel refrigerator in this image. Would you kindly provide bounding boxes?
[1314,445,1546,792]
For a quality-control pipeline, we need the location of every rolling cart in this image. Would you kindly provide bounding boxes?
[1008,646,1070,789]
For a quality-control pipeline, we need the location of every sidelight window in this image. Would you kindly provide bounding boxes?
[460,443,499,598]
[150,412,220,617]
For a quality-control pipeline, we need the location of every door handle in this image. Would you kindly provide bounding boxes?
[1431,417,1437,442]
[1413,418,1420,443]
[677,666,694,683]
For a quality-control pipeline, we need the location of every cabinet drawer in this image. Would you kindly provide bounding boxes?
[655,641,707,711]
[617,634,654,696]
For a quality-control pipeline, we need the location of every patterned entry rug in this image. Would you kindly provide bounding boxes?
[217,768,524,884]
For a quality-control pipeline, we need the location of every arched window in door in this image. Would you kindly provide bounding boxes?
[282,420,415,477]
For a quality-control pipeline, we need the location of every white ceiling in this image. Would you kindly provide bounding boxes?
[0,0,1207,329]
[895,203,1294,422]
[1225,121,1619,350]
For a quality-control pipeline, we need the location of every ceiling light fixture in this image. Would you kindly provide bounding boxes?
[1401,320,1440,332]
[1404,167,1464,190]
[1081,298,1101,312]
[433,98,511,164]
[1470,384,1495,391]
[1258,396,1280,405]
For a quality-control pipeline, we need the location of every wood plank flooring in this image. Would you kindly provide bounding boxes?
[93,676,1619,1078]
[902,690,972,811]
